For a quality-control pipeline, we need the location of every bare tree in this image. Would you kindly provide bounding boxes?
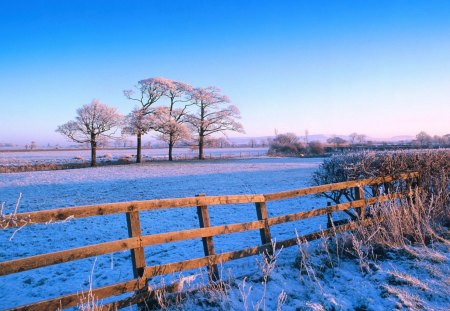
[416,131,432,148]
[56,99,122,166]
[30,141,37,150]
[187,86,244,160]
[349,132,358,145]
[356,134,366,145]
[123,77,167,162]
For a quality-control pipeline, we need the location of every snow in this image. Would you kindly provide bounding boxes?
[1,157,448,310]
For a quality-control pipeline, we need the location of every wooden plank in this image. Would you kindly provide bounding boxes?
[126,209,146,278]
[268,199,366,226]
[255,202,272,244]
[0,194,266,228]
[0,237,140,276]
[5,278,146,311]
[196,194,219,281]
[140,220,265,247]
[264,172,419,201]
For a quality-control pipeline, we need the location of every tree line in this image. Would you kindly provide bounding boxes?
[56,77,244,166]
[268,131,450,157]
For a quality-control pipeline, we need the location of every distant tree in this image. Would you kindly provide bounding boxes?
[327,136,347,149]
[356,134,366,145]
[123,77,167,163]
[96,136,110,148]
[433,135,442,147]
[187,86,244,160]
[56,99,122,166]
[249,138,257,148]
[416,131,432,148]
[30,141,37,150]
[205,137,231,148]
[443,134,450,147]
[349,133,358,145]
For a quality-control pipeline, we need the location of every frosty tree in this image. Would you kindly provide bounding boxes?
[123,77,166,163]
[152,80,192,161]
[187,86,244,160]
[122,107,154,163]
[151,107,191,159]
[56,99,123,166]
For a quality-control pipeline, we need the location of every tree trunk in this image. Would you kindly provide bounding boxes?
[136,132,142,163]
[90,139,97,167]
[198,135,204,160]
[168,141,174,161]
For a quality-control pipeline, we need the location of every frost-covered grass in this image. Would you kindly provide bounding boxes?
[1,156,448,310]
[0,157,323,309]
[166,237,449,311]
[0,147,268,168]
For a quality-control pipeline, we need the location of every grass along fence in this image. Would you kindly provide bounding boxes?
[0,172,419,310]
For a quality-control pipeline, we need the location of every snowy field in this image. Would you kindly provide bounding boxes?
[1,157,448,310]
[0,147,268,167]
[0,157,327,309]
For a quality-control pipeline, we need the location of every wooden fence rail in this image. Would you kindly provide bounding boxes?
[0,172,419,311]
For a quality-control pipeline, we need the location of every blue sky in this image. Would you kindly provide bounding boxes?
[1,0,449,145]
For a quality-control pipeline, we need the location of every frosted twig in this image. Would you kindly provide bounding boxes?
[13,193,22,215]
[1,193,33,239]
[45,215,75,225]
[8,222,28,241]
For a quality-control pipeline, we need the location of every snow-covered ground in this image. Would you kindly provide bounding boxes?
[1,157,448,310]
[0,157,325,309]
[0,147,268,167]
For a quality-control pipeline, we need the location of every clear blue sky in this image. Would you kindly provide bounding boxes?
[1,0,449,145]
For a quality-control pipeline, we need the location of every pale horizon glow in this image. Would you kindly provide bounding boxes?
[1,1,449,146]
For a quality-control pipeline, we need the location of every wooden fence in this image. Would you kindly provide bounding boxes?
[0,172,419,311]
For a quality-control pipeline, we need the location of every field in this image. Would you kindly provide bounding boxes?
[1,156,448,310]
[0,147,268,167]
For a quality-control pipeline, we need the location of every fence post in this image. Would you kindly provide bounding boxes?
[196,194,219,281]
[255,202,272,245]
[326,202,333,228]
[126,207,146,278]
[126,206,147,309]
[353,185,365,220]
[410,174,420,204]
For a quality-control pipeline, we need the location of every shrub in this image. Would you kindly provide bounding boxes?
[312,149,450,234]
[268,133,305,156]
[308,141,325,155]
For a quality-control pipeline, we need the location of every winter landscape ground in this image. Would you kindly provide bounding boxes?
[0,156,448,310]
[0,147,268,167]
